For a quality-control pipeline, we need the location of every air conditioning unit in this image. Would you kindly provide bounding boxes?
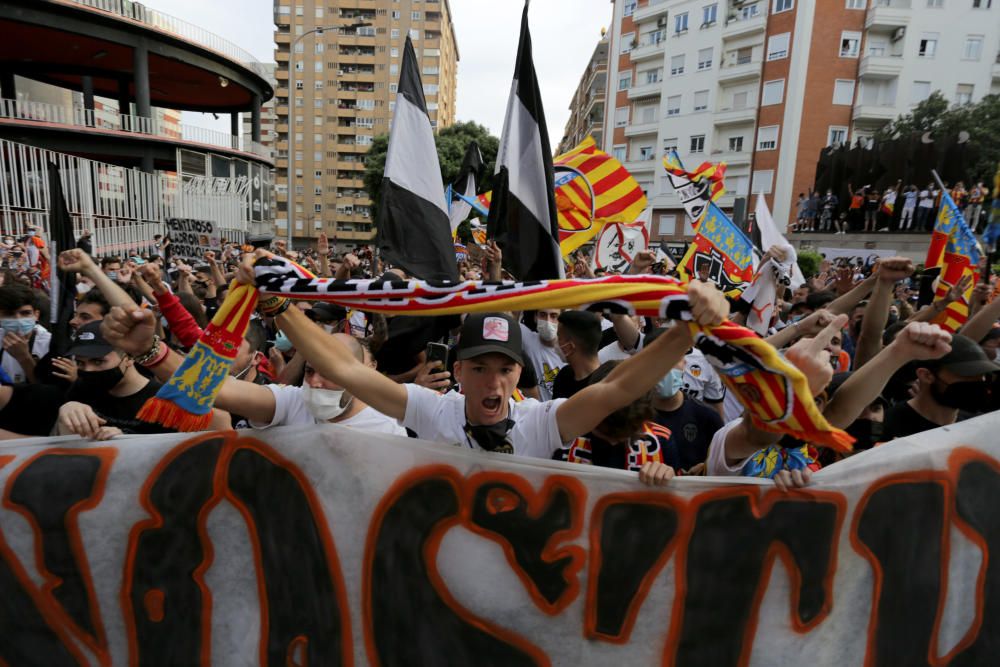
[892,27,906,42]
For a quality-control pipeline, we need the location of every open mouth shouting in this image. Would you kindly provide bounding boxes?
[482,395,503,416]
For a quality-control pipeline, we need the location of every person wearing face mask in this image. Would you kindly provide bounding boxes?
[551,310,602,399]
[520,308,566,401]
[882,334,1000,441]
[100,256,122,283]
[311,303,348,335]
[0,283,51,384]
[226,321,277,429]
[647,329,724,471]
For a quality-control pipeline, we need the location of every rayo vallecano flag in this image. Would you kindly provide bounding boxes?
[376,37,458,282]
[487,1,564,280]
[447,141,484,235]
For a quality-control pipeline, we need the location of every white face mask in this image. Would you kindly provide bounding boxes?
[76,283,93,295]
[537,320,558,342]
[301,385,351,421]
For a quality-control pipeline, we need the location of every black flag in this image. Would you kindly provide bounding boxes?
[47,162,77,357]
[375,37,458,282]
[448,141,484,233]
[486,1,564,280]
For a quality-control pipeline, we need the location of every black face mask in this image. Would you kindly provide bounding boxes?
[77,366,124,393]
[846,419,884,451]
[465,417,515,454]
[930,377,990,411]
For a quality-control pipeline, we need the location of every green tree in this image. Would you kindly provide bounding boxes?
[363,121,500,221]
[875,91,950,139]
[797,249,822,279]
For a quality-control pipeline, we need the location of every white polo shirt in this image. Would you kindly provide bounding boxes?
[250,384,407,436]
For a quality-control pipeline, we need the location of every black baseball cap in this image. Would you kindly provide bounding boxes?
[456,313,523,365]
[312,302,348,323]
[925,334,1000,377]
[67,321,114,359]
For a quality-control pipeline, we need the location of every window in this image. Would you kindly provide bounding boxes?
[972,0,992,7]
[693,90,709,111]
[639,146,655,161]
[757,125,779,150]
[762,79,784,105]
[314,42,323,54]
[619,72,632,90]
[390,64,398,75]
[424,48,440,57]
[612,145,627,162]
[773,0,794,12]
[675,13,688,33]
[846,0,865,7]
[752,170,774,194]
[391,28,399,39]
[658,214,677,235]
[733,91,749,108]
[621,33,634,54]
[703,3,718,25]
[690,135,705,153]
[294,42,304,53]
[833,79,856,105]
[391,10,400,19]
[867,38,887,56]
[964,36,984,60]
[614,106,630,127]
[411,10,422,19]
[671,54,686,75]
[768,33,790,60]
[314,61,322,72]
[294,5,303,15]
[828,126,848,146]
[735,46,753,64]
[295,80,304,90]
[729,136,744,152]
[927,0,943,6]
[840,31,862,58]
[638,104,658,123]
[741,3,760,18]
[956,83,974,105]
[911,80,931,104]
[389,83,397,93]
[391,47,399,57]
[315,7,323,17]
[644,68,662,84]
[698,47,713,69]
[663,137,678,152]
[314,80,323,89]
[424,83,439,94]
[410,29,420,40]
[919,33,939,58]
[623,0,637,15]
[423,66,439,75]
[666,95,681,115]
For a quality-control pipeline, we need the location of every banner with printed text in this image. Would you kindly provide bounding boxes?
[1,418,999,665]
[165,218,222,262]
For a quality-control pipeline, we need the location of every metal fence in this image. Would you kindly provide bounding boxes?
[0,139,248,256]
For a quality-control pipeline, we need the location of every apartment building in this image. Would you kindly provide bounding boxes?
[557,32,609,155]
[273,0,459,247]
[602,0,999,239]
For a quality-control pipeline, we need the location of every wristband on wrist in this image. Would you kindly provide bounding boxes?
[143,342,170,368]
[259,295,291,318]
[131,335,163,366]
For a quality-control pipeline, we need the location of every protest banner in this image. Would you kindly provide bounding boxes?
[818,247,898,268]
[1,417,999,666]
[165,218,222,262]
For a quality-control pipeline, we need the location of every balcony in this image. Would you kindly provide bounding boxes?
[630,39,666,63]
[723,11,767,40]
[853,104,898,122]
[633,0,669,23]
[709,149,751,166]
[865,5,911,30]
[716,60,762,83]
[625,122,659,137]
[713,106,756,126]
[627,81,663,100]
[858,54,904,79]
[624,158,657,175]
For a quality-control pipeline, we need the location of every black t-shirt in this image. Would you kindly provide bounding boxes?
[0,383,64,436]
[231,372,273,429]
[553,424,679,472]
[654,398,724,470]
[551,366,593,399]
[882,401,970,441]
[66,380,175,435]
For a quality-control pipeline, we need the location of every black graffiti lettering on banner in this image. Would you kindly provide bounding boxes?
[366,469,543,666]
[227,445,349,666]
[673,492,842,666]
[165,218,216,235]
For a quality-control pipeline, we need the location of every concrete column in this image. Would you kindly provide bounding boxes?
[251,94,262,143]
[133,42,151,120]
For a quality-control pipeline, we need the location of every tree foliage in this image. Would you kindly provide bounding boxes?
[797,250,823,279]
[875,92,1000,185]
[363,121,500,221]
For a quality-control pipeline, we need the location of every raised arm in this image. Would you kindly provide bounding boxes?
[960,282,1000,342]
[827,272,876,316]
[57,249,139,311]
[854,257,913,369]
[555,281,728,442]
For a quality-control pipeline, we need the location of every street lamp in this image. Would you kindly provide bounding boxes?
[287,21,371,248]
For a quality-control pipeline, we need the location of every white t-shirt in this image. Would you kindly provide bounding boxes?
[682,349,726,404]
[598,332,645,364]
[706,418,748,476]
[250,384,407,436]
[1,324,51,384]
[520,323,565,401]
[401,383,567,459]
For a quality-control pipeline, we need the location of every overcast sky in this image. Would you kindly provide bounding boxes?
[140,0,613,149]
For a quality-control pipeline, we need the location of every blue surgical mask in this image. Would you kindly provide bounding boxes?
[655,368,685,399]
[1,317,35,336]
[274,330,293,352]
[106,271,118,281]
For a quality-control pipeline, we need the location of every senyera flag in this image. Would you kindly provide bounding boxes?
[676,202,755,298]
[927,188,980,332]
[553,136,647,258]
[663,149,726,227]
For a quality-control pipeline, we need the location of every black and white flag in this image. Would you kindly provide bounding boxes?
[448,141,485,234]
[376,37,458,282]
[486,1,564,280]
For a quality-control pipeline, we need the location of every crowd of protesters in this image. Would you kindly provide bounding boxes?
[792,179,991,234]
[0,224,997,493]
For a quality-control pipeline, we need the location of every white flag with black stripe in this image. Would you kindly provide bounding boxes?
[486,1,564,280]
[376,36,458,282]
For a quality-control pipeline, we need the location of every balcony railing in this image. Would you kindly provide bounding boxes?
[0,98,272,161]
[64,0,270,79]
